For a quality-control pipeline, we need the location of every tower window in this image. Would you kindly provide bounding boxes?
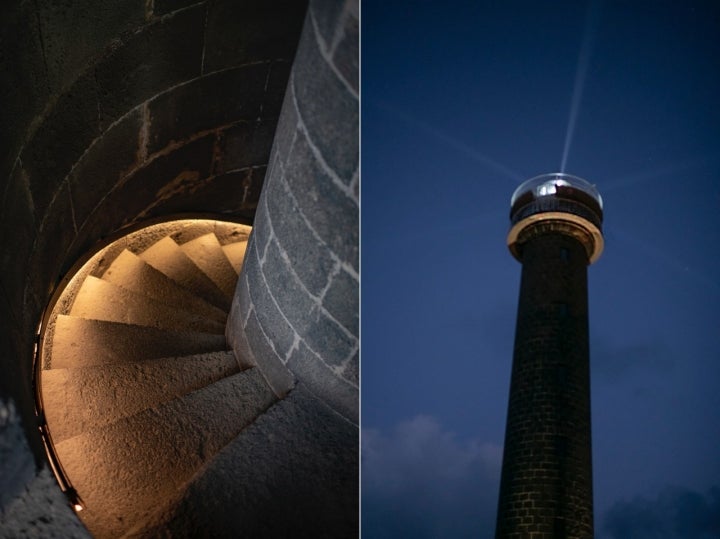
[560,247,569,261]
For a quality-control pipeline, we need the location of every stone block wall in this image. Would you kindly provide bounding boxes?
[227,0,359,423]
[496,233,594,538]
[0,1,307,534]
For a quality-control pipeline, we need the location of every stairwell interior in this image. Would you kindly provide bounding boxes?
[37,219,272,536]
[35,216,358,537]
[0,1,358,536]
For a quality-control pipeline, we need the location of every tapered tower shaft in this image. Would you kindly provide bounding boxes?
[496,174,603,539]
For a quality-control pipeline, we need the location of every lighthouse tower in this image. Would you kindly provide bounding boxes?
[495,173,604,538]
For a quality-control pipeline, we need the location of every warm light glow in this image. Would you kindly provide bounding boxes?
[37,217,251,531]
[506,211,604,264]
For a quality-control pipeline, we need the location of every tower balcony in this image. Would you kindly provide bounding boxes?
[507,173,604,264]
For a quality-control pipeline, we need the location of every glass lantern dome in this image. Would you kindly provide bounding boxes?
[507,172,604,264]
[510,173,603,211]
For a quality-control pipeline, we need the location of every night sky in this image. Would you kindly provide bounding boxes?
[361,1,720,537]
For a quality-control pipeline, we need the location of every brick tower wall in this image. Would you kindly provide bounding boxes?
[496,232,594,538]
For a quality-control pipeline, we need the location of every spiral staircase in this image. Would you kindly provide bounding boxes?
[35,218,283,537]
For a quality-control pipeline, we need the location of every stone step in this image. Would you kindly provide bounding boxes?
[139,236,231,311]
[128,384,358,538]
[170,221,251,248]
[101,249,228,324]
[222,240,248,276]
[50,315,228,369]
[70,276,225,334]
[54,368,277,538]
[41,351,241,443]
[179,233,239,299]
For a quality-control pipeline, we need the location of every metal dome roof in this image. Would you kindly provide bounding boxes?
[510,173,603,210]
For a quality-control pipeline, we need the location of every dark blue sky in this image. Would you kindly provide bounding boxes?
[361,1,720,537]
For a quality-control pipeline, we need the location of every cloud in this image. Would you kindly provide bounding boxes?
[601,486,720,539]
[362,415,502,538]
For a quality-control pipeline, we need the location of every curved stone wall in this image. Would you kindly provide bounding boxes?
[227,0,359,423]
[0,1,311,534]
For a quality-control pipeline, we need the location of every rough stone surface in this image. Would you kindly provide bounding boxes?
[107,134,216,224]
[0,0,344,535]
[55,368,276,538]
[28,181,77,298]
[496,233,593,538]
[264,164,337,297]
[179,233,238,300]
[245,191,271,259]
[152,0,199,16]
[146,64,269,155]
[342,349,359,386]
[42,351,240,443]
[284,130,359,270]
[221,241,248,275]
[263,61,295,114]
[67,107,143,228]
[0,468,90,539]
[309,0,346,50]
[293,6,358,184]
[263,239,355,369]
[331,2,359,93]
[33,220,284,538]
[51,316,227,369]
[323,266,359,337]
[65,132,217,270]
[287,341,358,423]
[101,249,228,323]
[0,165,37,314]
[0,398,90,538]
[69,276,225,334]
[0,399,36,513]
[37,0,145,94]
[211,221,252,246]
[244,239,296,359]
[139,235,230,310]
[202,0,307,73]
[95,5,204,128]
[217,119,277,174]
[243,307,296,398]
[227,0,358,428]
[0,314,44,463]
[266,84,299,170]
[0,1,49,183]
[130,384,357,539]
[144,168,257,219]
[22,71,100,222]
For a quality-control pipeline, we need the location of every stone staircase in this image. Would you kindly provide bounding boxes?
[36,219,284,537]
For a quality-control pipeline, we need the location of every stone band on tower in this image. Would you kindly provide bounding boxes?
[496,173,603,538]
